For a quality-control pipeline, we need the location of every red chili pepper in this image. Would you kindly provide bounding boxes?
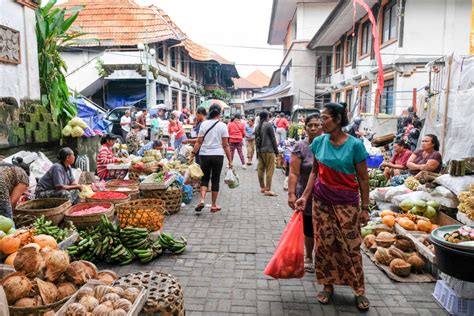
[92,191,127,199]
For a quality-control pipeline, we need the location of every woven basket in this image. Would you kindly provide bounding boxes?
[12,213,37,228]
[85,191,130,205]
[128,170,145,181]
[142,187,182,214]
[115,199,166,231]
[113,271,185,316]
[106,179,139,188]
[8,295,72,316]
[14,198,71,225]
[64,202,114,229]
[107,186,140,200]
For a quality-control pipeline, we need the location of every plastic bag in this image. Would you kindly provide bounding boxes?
[224,169,239,189]
[263,211,305,279]
[182,184,193,204]
[434,175,474,196]
[189,163,204,179]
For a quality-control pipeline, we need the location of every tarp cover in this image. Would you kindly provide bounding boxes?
[421,55,474,161]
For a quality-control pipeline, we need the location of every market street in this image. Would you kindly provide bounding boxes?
[98,166,448,316]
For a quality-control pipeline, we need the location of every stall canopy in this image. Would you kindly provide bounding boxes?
[72,97,111,133]
[248,81,292,101]
[199,99,230,110]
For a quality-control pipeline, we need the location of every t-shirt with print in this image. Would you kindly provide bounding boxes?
[198,119,229,156]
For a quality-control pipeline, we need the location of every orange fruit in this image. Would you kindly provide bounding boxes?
[382,215,396,227]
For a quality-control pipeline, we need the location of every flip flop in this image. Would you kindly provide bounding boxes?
[355,295,370,311]
[195,202,204,212]
[260,188,266,193]
[210,206,221,213]
[317,290,333,305]
[264,191,278,197]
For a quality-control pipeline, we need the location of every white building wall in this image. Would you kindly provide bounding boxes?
[0,1,40,104]
[296,2,338,40]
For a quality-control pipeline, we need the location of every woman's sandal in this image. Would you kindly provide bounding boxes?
[317,290,333,305]
[210,206,222,213]
[195,202,205,212]
[264,191,278,197]
[355,295,370,311]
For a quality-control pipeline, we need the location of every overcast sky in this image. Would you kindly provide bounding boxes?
[137,0,283,78]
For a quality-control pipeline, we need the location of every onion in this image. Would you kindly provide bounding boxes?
[36,278,59,305]
[94,285,112,301]
[92,303,113,316]
[99,292,120,304]
[79,295,99,312]
[75,286,95,301]
[123,287,140,303]
[45,250,70,282]
[56,282,76,300]
[110,309,127,316]
[114,298,132,311]
[13,246,45,277]
[65,302,87,316]
[1,272,33,304]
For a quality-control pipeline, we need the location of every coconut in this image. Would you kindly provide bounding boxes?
[80,260,98,279]
[44,250,70,282]
[76,286,95,301]
[395,235,416,253]
[13,245,45,277]
[389,258,412,277]
[388,246,410,261]
[96,270,118,285]
[13,297,40,308]
[1,272,33,304]
[65,302,87,316]
[363,234,376,249]
[56,282,76,300]
[64,261,92,285]
[36,278,59,305]
[79,295,99,312]
[374,247,393,265]
[407,254,425,273]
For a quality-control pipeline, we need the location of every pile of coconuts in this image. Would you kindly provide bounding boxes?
[0,244,118,313]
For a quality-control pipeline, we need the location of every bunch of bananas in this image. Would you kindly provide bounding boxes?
[158,233,187,254]
[33,216,74,242]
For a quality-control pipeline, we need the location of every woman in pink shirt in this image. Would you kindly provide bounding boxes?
[381,140,412,180]
[227,113,246,169]
[275,112,289,144]
[168,114,186,148]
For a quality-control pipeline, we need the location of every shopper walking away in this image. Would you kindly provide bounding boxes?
[168,114,187,148]
[227,113,246,169]
[190,104,233,213]
[275,112,289,144]
[0,158,30,219]
[288,114,322,273]
[245,117,256,165]
[120,110,132,140]
[295,103,370,311]
[256,110,278,197]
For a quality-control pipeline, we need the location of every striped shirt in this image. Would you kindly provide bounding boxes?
[97,145,118,180]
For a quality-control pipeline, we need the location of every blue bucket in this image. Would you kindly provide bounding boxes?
[366,155,384,168]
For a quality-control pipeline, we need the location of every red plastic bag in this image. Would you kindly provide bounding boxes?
[264,211,305,279]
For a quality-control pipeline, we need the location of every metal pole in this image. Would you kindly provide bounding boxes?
[145,29,150,110]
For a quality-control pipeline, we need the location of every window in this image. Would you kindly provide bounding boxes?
[157,42,166,63]
[189,60,195,78]
[360,20,372,56]
[316,57,322,80]
[325,55,332,76]
[334,42,343,71]
[180,49,187,75]
[171,90,178,109]
[380,79,394,114]
[345,89,353,111]
[345,35,354,64]
[335,92,341,103]
[181,92,187,109]
[382,0,398,43]
[360,85,371,113]
[170,47,178,69]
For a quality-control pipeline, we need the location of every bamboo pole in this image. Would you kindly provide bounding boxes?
[441,54,453,157]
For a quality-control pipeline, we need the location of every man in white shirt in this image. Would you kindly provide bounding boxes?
[120,110,131,139]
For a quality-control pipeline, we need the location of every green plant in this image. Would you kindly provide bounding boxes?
[210,88,231,101]
[36,0,90,126]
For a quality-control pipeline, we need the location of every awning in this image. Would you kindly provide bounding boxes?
[248,81,292,101]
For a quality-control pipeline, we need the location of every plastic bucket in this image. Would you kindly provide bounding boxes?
[430,236,474,282]
[366,155,384,168]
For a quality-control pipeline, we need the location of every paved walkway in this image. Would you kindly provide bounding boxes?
[101,163,447,315]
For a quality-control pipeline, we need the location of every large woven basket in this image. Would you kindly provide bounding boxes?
[142,187,182,214]
[64,202,114,229]
[85,191,130,205]
[115,199,166,231]
[113,271,185,316]
[14,198,71,225]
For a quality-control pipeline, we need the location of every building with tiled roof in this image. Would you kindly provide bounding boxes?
[246,69,270,88]
[58,0,238,112]
[230,70,272,113]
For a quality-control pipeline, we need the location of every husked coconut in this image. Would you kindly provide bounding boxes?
[1,272,33,304]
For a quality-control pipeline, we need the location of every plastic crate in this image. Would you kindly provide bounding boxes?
[440,273,474,300]
[366,154,384,168]
[433,280,474,315]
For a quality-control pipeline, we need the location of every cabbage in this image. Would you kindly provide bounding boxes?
[62,125,72,137]
[71,126,84,137]
[69,117,87,129]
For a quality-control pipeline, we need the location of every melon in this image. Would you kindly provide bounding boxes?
[427,200,439,210]
[400,199,414,212]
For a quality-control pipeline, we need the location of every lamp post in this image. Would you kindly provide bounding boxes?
[137,42,156,110]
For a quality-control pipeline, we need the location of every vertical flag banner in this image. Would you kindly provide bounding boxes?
[353,0,384,113]
[470,0,474,54]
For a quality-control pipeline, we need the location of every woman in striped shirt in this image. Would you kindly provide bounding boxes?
[97,135,122,180]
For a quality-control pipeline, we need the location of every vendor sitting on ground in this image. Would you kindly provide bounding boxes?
[406,134,443,179]
[97,134,123,180]
[381,141,412,180]
[35,148,82,203]
[0,157,30,218]
[137,140,163,157]
[126,124,142,155]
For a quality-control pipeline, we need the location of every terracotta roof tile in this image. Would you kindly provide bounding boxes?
[232,77,261,90]
[246,69,270,87]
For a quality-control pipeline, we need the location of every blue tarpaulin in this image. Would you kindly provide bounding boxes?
[72,97,111,133]
[105,92,145,109]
